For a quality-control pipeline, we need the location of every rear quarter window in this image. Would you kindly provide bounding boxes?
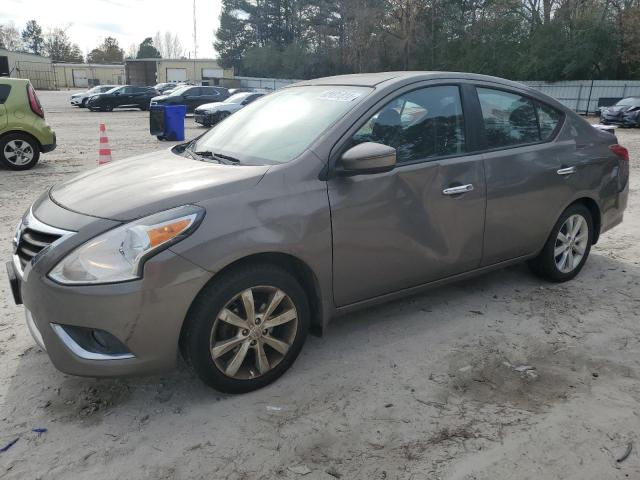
[0,84,11,104]
[537,102,563,140]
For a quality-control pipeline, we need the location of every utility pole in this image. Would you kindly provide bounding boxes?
[193,0,197,59]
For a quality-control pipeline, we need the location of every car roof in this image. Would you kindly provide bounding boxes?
[292,71,531,90]
[0,77,29,86]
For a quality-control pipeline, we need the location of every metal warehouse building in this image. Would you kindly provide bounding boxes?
[125,58,234,86]
[53,63,125,88]
[0,48,56,89]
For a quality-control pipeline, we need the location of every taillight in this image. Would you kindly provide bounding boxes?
[27,84,44,118]
[610,144,629,191]
[609,144,629,161]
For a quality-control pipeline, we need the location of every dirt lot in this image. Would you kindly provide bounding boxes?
[1,90,639,480]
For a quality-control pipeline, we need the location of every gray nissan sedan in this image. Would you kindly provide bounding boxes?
[7,72,629,393]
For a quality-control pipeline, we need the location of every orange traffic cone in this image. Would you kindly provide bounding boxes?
[98,123,112,165]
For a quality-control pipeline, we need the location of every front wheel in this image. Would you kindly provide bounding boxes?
[0,133,40,170]
[528,204,593,282]
[181,264,309,393]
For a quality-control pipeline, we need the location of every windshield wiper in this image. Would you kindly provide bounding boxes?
[196,151,240,164]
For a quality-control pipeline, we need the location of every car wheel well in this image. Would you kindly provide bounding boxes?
[570,197,601,244]
[182,253,324,344]
[0,130,42,150]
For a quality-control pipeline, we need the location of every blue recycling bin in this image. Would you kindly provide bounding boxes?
[149,104,186,141]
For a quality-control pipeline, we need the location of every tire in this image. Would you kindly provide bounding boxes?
[0,133,40,170]
[527,204,593,282]
[103,105,114,112]
[181,263,310,393]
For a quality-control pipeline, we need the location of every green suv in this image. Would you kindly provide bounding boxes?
[0,78,56,170]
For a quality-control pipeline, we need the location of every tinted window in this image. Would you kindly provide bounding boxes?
[352,85,466,164]
[185,87,200,96]
[119,86,133,94]
[201,87,218,95]
[0,84,11,103]
[478,88,539,148]
[537,103,562,140]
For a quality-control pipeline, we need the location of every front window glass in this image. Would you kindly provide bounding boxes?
[192,85,371,164]
[225,93,251,103]
[352,85,466,163]
[169,86,189,96]
[478,88,539,148]
[616,98,638,107]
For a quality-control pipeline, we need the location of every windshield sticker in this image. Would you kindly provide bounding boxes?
[318,90,362,102]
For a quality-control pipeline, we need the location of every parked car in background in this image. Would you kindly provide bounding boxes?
[151,86,230,112]
[86,85,159,112]
[154,82,182,94]
[0,78,56,170]
[162,82,192,96]
[600,97,640,127]
[70,85,118,108]
[194,91,266,127]
[8,72,629,393]
[227,87,257,95]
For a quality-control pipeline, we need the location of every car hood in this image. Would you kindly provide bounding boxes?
[50,149,270,221]
[152,95,170,102]
[197,102,242,113]
[603,105,636,114]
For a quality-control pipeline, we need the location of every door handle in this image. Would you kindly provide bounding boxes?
[557,166,576,175]
[442,184,474,195]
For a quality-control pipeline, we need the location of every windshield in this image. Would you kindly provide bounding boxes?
[224,92,252,104]
[169,86,189,96]
[192,85,372,164]
[616,98,640,107]
[104,86,121,94]
[87,86,102,94]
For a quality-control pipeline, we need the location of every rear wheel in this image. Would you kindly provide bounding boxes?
[528,204,593,282]
[0,133,40,170]
[181,264,309,393]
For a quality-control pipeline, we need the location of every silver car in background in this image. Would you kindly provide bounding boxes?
[70,85,118,108]
[7,72,629,393]
[194,91,266,127]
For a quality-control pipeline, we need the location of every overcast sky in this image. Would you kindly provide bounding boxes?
[2,0,223,58]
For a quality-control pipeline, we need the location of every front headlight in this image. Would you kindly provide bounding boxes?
[49,205,205,285]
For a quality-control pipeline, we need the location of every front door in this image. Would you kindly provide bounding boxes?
[328,85,486,307]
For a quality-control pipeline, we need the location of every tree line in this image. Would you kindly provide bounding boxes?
[0,20,185,64]
[215,0,640,81]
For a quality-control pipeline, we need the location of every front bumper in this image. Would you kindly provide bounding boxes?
[601,113,640,126]
[9,199,213,377]
[194,112,217,126]
[70,97,83,105]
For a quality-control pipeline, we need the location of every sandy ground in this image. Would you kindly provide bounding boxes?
[0,90,639,480]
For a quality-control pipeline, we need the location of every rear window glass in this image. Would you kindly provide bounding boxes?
[0,84,11,103]
[478,88,539,148]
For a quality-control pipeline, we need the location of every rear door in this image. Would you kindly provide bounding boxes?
[475,86,573,265]
[200,87,221,105]
[328,83,486,306]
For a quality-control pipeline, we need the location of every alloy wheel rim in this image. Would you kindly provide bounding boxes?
[554,214,588,273]
[210,286,298,380]
[4,140,34,166]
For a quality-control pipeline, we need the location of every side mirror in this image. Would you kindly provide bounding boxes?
[338,142,396,176]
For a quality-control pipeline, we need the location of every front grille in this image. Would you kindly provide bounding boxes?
[16,228,61,270]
